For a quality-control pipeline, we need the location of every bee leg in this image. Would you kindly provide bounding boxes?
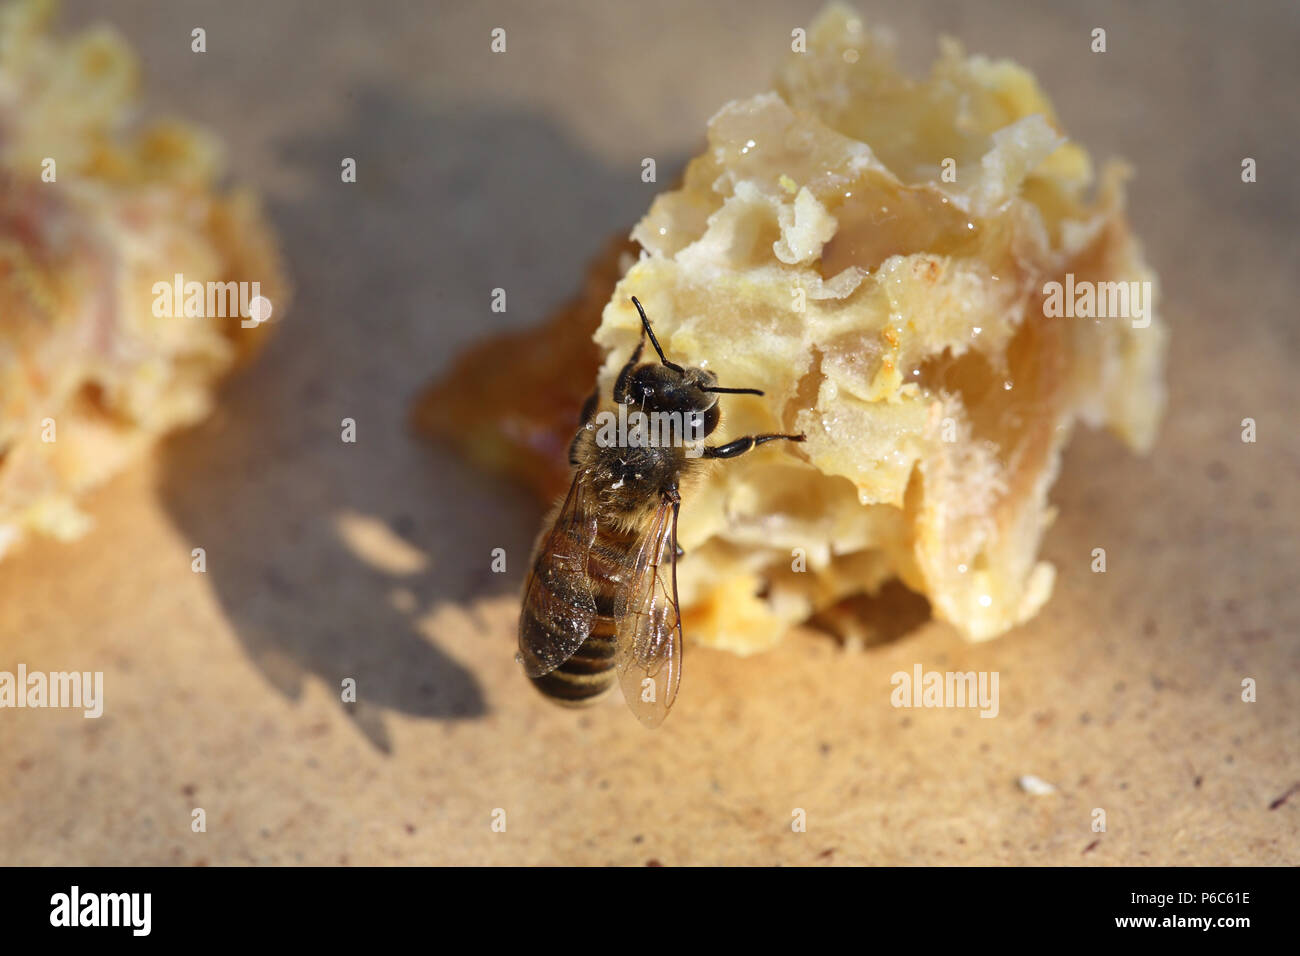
[578,387,600,425]
[613,337,646,404]
[567,387,602,465]
[703,433,806,459]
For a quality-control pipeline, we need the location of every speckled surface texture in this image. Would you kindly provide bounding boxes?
[0,0,1295,865]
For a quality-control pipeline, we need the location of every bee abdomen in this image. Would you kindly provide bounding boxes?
[528,621,618,706]
[524,521,638,708]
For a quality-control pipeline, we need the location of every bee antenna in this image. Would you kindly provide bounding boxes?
[631,296,683,372]
[702,385,765,396]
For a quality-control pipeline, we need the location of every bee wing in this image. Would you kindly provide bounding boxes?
[517,474,599,678]
[613,497,682,728]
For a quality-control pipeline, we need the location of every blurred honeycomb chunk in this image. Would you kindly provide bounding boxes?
[0,0,289,560]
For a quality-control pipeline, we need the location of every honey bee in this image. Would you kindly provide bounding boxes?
[518,296,804,727]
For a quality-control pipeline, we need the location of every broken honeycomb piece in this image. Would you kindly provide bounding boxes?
[596,5,1164,648]
[419,3,1165,650]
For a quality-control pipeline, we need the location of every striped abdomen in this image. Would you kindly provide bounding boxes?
[524,522,640,706]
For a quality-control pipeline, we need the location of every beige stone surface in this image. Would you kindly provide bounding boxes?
[0,0,1295,865]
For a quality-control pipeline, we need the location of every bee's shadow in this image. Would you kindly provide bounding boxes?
[157,87,682,752]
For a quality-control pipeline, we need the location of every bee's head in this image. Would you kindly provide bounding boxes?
[619,297,764,439]
[625,362,717,413]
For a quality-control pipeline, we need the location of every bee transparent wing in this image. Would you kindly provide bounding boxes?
[518,473,599,678]
[613,497,682,728]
